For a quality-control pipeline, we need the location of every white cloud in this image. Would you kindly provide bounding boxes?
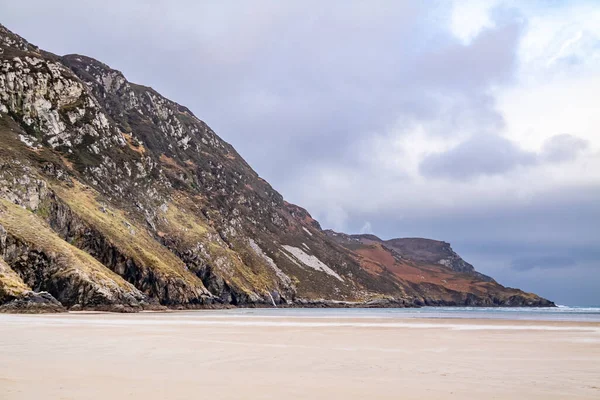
[518,2,600,78]
[450,0,500,44]
[293,0,600,227]
[359,221,373,234]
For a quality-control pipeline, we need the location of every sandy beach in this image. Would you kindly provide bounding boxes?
[1,312,599,399]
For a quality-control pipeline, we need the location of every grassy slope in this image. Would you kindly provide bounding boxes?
[51,180,209,294]
[158,193,283,297]
[0,258,30,302]
[0,198,140,296]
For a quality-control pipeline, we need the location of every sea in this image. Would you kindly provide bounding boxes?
[1,306,599,329]
[210,305,600,323]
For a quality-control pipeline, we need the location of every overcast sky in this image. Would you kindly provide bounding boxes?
[2,0,599,305]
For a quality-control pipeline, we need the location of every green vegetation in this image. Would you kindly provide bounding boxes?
[34,197,52,218]
[0,258,30,302]
[160,195,276,296]
[0,198,136,292]
[51,180,207,290]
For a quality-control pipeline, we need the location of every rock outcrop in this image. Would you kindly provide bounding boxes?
[0,23,554,311]
[326,231,553,307]
[353,235,495,282]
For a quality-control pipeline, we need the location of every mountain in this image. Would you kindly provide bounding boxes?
[0,24,553,312]
[324,232,541,306]
[351,234,495,282]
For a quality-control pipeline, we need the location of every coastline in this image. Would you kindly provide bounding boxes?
[1,312,598,399]
[0,296,556,314]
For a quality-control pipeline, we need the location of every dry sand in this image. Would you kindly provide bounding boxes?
[1,312,599,399]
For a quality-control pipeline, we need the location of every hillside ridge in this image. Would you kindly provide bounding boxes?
[0,23,554,312]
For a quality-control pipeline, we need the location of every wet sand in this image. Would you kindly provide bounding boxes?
[1,312,599,399]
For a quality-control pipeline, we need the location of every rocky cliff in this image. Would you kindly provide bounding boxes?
[352,234,495,282]
[325,232,547,306]
[0,24,553,312]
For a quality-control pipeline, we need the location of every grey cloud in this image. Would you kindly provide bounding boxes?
[346,185,600,249]
[541,134,589,162]
[511,256,576,271]
[0,1,522,183]
[415,21,522,91]
[419,133,589,180]
[468,252,600,306]
[419,134,536,179]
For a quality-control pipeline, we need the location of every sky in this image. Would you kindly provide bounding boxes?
[2,0,599,305]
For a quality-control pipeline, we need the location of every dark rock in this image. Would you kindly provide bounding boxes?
[0,291,66,313]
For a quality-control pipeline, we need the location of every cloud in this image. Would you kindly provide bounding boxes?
[0,1,523,178]
[415,19,522,91]
[541,134,589,162]
[419,133,589,180]
[359,222,373,234]
[419,134,536,179]
[467,248,600,306]
[511,255,576,271]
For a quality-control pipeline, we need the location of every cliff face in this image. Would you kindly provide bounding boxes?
[325,231,551,307]
[0,24,553,312]
[353,235,495,282]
